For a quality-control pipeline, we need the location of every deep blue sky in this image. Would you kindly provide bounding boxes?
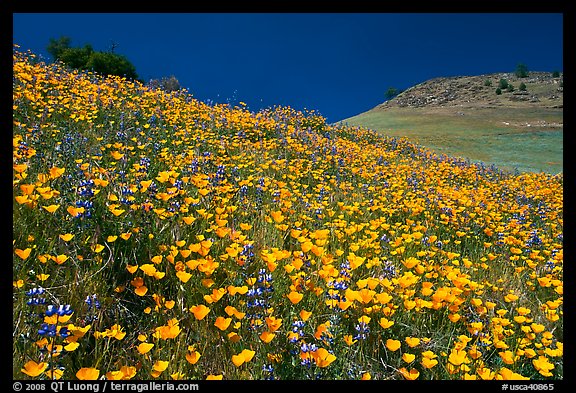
[12,13,563,123]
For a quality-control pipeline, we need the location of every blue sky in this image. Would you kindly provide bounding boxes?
[12,13,563,123]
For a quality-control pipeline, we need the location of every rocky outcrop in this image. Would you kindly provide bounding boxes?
[376,72,563,110]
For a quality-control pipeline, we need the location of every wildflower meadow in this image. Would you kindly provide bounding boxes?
[13,46,563,381]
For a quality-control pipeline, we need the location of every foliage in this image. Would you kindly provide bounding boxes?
[495,88,502,95]
[47,36,139,81]
[85,51,138,80]
[515,63,529,78]
[498,79,509,90]
[551,71,560,78]
[484,79,492,87]
[519,82,527,92]
[384,87,400,100]
[47,36,72,61]
[13,46,563,381]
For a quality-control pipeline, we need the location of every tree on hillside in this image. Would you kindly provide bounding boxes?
[59,45,95,70]
[47,36,72,61]
[515,63,529,78]
[519,82,527,91]
[46,36,140,81]
[384,87,400,100]
[85,51,138,80]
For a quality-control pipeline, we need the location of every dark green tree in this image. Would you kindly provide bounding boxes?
[515,63,529,78]
[495,88,502,95]
[499,79,509,90]
[552,70,560,78]
[85,51,138,80]
[47,36,72,61]
[59,45,94,70]
[384,87,400,100]
[46,36,139,81]
[519,82,527,91]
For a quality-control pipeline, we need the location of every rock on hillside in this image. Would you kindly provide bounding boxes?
[377,72,563,110]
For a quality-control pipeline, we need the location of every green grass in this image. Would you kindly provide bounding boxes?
[341,107,563,174]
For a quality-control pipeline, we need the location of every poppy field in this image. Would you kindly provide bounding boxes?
[13,46,563,381]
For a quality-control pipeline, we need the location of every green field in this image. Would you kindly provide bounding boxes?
[342,107,563,174]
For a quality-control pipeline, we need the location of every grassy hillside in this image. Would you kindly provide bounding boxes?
[343,73,563,174]
[13,47,563,381]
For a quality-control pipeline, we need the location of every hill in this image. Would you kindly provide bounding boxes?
[378,72,563,113]
[343,72,563,174]
[13,47,563,381]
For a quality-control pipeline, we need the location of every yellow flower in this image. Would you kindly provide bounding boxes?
[76,367,100,380]
[64,342,80,352]
[260,331,276,343]
[21,360,48,377]
[399,367,420,380]
[344,334,357,346]
[186,349,201,365]
[477,367,495,380]
[499,350,516,365]
[189,304,211,320]
[214,316,232,331]
[378,317,394,329]
[448,349,469,366]
[287,291,304,304]
[224,305,246,319]
[232,349,256,367]
[59,233,74,241]
[532,356,555,377]
[13,279,25,288]
[137,342,154,354]
[42,204,60,213]
[402,353,416,363]
[312,347,336,368]
[265,316,283,332]
[498,367,530,380]
[421,357,438,369]
[15,248,32,260]
[405,337,420,348]
[153,360,169,372]
[104,324,126,340]
[299,309,312,321]
[386,339,401,352]
[270,210,285,223]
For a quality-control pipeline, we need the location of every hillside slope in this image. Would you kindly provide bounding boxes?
[378,72,563,113]
[343,72,563,173]
[13,48,563,380]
